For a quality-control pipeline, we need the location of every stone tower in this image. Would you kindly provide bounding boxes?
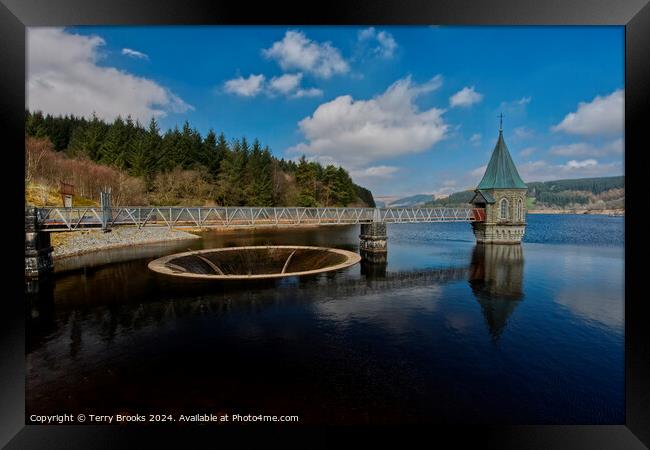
[470,121,527,244]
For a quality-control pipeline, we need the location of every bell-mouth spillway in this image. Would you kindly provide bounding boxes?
[148,245,361,280]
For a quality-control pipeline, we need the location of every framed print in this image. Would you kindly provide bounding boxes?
[1,0,648,447]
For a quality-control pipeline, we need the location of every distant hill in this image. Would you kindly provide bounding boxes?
[387,194,434,208]
[421,176,624,211]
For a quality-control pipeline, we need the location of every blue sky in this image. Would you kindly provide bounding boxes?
[27,26,624,197]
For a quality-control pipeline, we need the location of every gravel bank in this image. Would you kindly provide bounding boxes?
[52,227,200,259]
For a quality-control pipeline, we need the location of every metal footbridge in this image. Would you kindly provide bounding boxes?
[35,206,486,231]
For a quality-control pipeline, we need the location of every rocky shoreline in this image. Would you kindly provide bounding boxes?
[51,227,200,259]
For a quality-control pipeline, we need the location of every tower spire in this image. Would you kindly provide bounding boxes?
[498,112,504,132]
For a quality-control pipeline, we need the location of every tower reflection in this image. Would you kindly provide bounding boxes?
[468,244,524,340]
[360,257,388,279]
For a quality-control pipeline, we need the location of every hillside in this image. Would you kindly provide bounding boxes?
[421,176,624,211]
[25,111,375,208]
[380,194,433,208]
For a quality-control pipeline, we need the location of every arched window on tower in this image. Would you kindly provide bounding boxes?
[517,198,523,221]
[500,198,509,220]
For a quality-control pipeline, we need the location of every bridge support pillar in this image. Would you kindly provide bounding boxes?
[25,207,53,279]
[359,222,387,264]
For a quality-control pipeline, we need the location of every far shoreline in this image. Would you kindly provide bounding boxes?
[527,209,624,216]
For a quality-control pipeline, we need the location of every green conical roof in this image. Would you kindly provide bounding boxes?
[477,130,527,190]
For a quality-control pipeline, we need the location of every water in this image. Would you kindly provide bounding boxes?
[26,214,625,424]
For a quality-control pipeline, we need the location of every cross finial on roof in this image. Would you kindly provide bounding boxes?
[498,112,504,132]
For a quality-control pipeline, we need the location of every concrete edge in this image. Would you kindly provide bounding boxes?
[148,245,362,280]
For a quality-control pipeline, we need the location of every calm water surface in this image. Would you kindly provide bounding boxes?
[26,214,624,424]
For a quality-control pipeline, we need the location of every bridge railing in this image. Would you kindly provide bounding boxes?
[35,206,483,231]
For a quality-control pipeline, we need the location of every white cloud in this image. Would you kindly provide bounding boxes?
[519,146,536,157]
[517,159,622,182]
[223,74,266,97]
[470,165,488,177]
[293,88,323,98]
[449,86,483,108]
[470,133,481,144]
[121,48,148,59]
[225,72,323,99]
[287,75,447,168]
[548,138,624,157]
[350,165,399,179]
[262,30,349,79]
[269,73,302,95]
[552,89,623,136]
[27,28,193,122]
[470,156,622,184]
[358,27,398,59]
[565,159,598,169]
[358,28,376,40]
[513,126,533,139]
[497,96,532,120]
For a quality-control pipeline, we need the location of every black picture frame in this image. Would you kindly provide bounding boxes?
[1,0,648,447]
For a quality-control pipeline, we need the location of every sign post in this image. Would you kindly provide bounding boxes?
[59,181,74,208]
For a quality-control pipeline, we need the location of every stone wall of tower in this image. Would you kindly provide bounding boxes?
[471,222,526,244]
[484,189,527,225]
[473,188,527,244]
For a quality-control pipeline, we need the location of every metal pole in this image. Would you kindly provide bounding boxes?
[100,189,112,232]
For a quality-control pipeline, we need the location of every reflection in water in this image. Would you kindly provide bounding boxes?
[26,279,56,353]
[555,287,623,330]
[28,264,472,351]
[26,219,624,424]
[469,244,524,340]
[360,259,387,279]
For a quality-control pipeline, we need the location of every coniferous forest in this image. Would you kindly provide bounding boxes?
[25,111,375,207]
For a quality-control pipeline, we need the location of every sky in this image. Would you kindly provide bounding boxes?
[26,26,624,197]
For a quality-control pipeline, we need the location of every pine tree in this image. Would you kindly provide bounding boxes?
[201,129,219,179]
[257,146,274,206]
[142,118,162,188]
[158,126,181,171]
[216,139,247,205]
[216,132,229,164]
[26,110,48,138]
[322,165,339,205]
[129,118,160,182]
[100,116,128,168]
[68,114,106,160]
[334,167,355,206]
[296,155,318,207]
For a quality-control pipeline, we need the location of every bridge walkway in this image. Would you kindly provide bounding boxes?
[36,206,486,231]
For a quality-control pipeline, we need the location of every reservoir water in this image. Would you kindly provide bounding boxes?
[26,214,625,424]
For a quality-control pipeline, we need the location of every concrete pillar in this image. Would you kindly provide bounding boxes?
[25,207,53,279]
[359,221,387,264]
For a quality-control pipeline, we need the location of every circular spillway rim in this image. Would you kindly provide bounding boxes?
[148,245,361,280]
